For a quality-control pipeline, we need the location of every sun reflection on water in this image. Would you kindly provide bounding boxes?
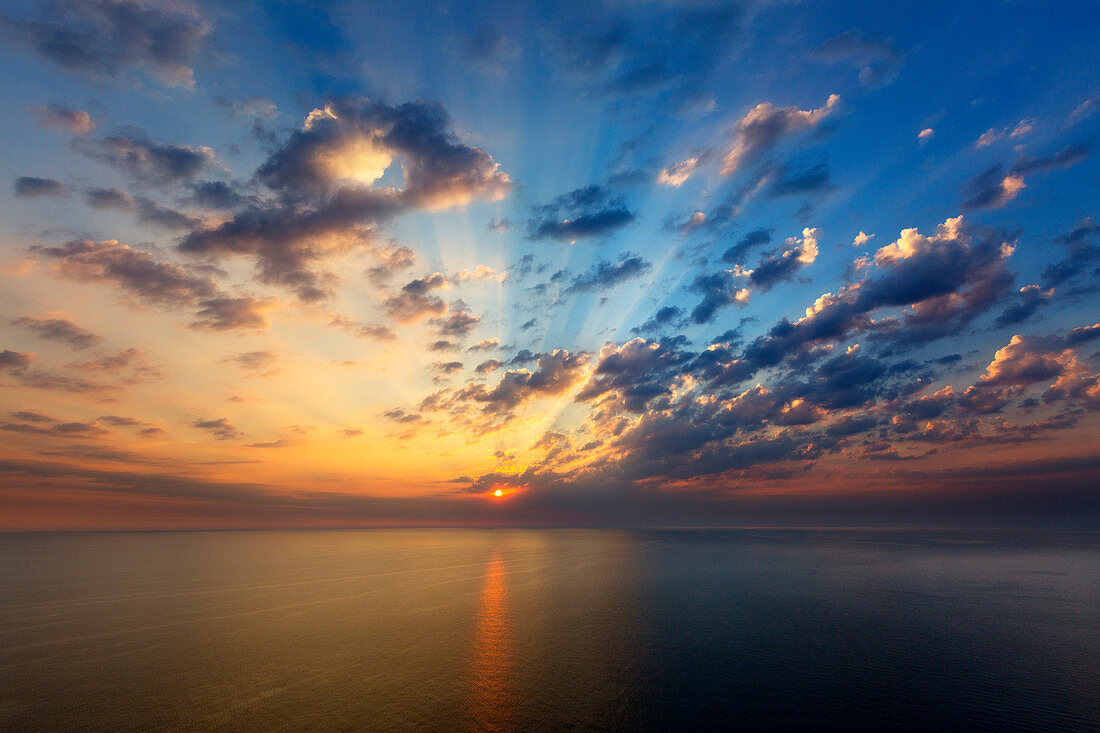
[464,552,514,731]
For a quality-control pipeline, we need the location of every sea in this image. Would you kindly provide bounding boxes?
[1,529,1097,731]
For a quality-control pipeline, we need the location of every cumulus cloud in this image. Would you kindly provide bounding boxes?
[181,98,510,300]
[719,94,839,176]
[0,0,211,87]
[739,227,819,291]
[994,285,1054,328]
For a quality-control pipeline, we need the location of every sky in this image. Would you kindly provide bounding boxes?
[0,0,1098,529]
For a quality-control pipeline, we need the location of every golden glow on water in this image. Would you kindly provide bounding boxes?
[465,553,513,731]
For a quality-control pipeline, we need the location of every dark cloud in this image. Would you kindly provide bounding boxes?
[527,185,635,242]
[0,0,211,87]
[33,239,216,306]
[191,297,272,331]
[75,134,213,185]
[182,98,509,300]
[1041,218,1099,288]
[743,228,819,291]
[767,164,833,199]
[384,273,449,323]
[812,30,904,88]
[0,419,109,438]
[963,144,1089,210]
[11,316,99,350]
[632,305,684,334]
[85,187,198,229]
[577,338,691,412]
[14,176,65,197]
[721,229,771,264]
[433,309,480,337]
[689,271,750,324]
[711,217,1012,382]
[429,340,459,352]
[565,253,651,293]
[189,181,247,210]
[193,418,241,441]
[994,285,1054,328]
[85,187,134,210]
[0,350,35,369]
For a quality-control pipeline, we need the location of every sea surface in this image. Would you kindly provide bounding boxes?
[1,529,1097,731]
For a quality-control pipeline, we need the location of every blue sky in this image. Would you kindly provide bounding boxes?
[0,0,1098,528]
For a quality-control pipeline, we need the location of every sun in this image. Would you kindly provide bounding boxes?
[494,489,503,497]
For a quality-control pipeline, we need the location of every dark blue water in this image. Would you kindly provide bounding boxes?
[1,529,1097,731]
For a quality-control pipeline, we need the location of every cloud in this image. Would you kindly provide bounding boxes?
[11,316,99,350]
[767,164,832,199]
[189,181,246,210]
[657,157,700,187]
[527,185,635,242]
[1,419,109,439]
[384,273,449,323]
[468,338,499,352]
[14,176,65,197]
[740,227,819,291]
[720,229,772,264]
[74,133,213,185]
[328,315,397,341]
[565,253,651,293]
[33,238,216,306]
[181,98,510,300]
[475,358,502,374]
[577,338,691,412]
[1042,218,1100,287]
[994,285,1054,328]
[193,417,241,441]
[719,94,839,176]
[975,119,1036,148]
[85,187,198,229]
[0,0,211,87]
[228,350,278,371]
[812,30,903,87]
[191,297,273,331]
[962,144,1089,210]
[721,217,1012,379]
[0,350,35,369]
[689,272,751,324]
[32,104,95,133]
[434,309,481,337]
[918,128,934,144]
